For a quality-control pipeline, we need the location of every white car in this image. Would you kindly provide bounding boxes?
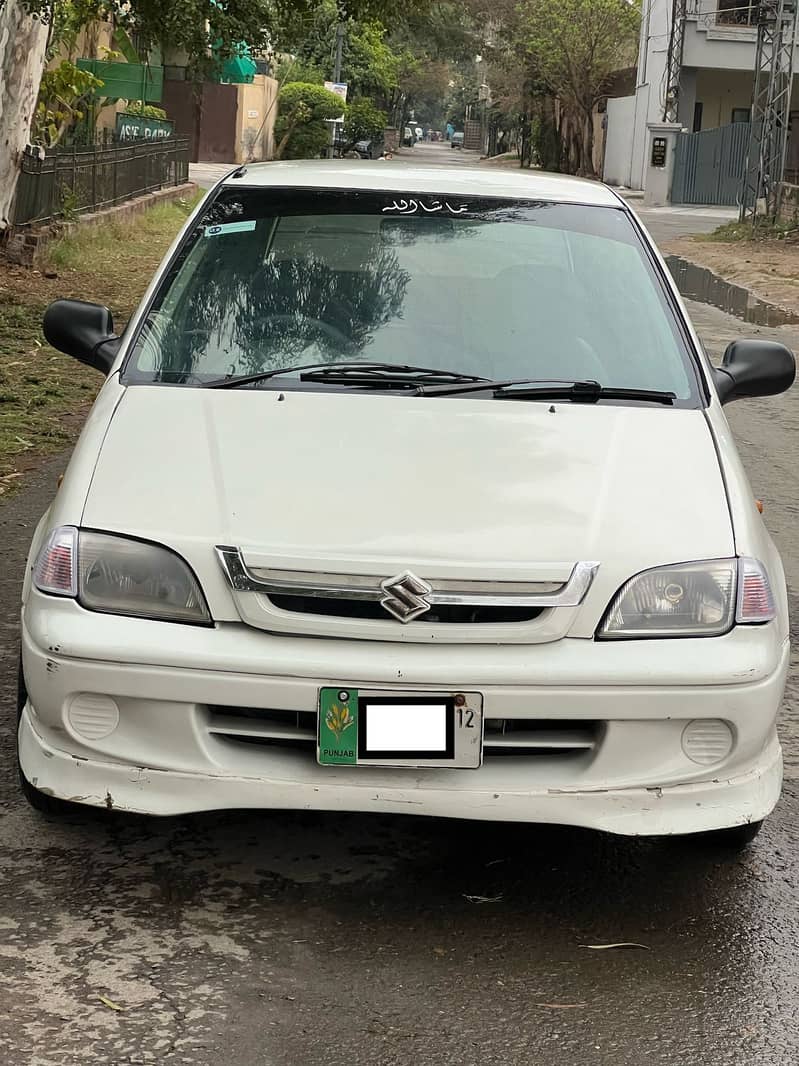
[18,163,794,846]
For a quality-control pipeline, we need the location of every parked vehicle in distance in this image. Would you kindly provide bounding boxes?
[323,127,349,157]
[451,131,464,148]
[354,137,384,160]
[19,162,795,850]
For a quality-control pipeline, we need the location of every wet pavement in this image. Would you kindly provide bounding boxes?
[667,257,799,327]
[3,165,799,1066]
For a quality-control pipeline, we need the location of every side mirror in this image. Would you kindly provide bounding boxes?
[713,339,795,404]
[42,299,119,375]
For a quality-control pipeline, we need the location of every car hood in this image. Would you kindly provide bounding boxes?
[83,386,733,610]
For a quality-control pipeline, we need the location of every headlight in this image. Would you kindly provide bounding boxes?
[598,557,775,639]
[34,526,211,625]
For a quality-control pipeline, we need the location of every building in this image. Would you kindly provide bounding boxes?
[603,0,799,191]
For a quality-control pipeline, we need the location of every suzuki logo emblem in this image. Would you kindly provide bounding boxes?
[380,570,433,623]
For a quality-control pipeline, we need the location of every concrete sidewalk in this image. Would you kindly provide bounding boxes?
[582,185,737,242]
[628,203,737,243]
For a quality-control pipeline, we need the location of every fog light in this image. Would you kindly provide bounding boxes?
[67,694,119,740]
[681,719,733,765]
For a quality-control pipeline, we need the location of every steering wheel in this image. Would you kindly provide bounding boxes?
[250,313,354,350]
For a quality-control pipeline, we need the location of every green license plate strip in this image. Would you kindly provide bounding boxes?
[318,688,483,768]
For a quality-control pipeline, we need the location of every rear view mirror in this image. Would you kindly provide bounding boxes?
[43,299,119,374]
[713,339,795,404]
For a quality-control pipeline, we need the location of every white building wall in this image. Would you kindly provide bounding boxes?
[629,0,673,189]
[607,0,799,191]
[603,96,637,186]
[683,12,758,71]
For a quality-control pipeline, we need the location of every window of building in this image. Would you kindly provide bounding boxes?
[731,108,751,123]
[717,0,757,26]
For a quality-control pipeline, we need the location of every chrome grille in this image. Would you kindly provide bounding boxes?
[215,547,599,627]
[268,594,545,624]
[207,706,601,759]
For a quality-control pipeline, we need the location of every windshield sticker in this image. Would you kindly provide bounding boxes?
[383,199,469,216]
[204,220,257,237]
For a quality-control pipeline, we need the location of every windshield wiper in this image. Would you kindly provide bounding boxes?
[203,362,335,389]
[419,377,676,405]
[300,363,489,388]
[202,361,488,390]
[495,382,676,404]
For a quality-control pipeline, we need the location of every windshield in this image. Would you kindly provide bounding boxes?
[124,189,697,400]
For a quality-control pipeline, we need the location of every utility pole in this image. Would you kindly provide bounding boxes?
[333,22,345,83]
[741,0,799,221]
[326,23,346,159]
[663,0,687,123]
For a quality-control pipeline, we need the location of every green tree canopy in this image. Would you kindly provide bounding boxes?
[344,96,386,144]
[516,0,640,175]
[273,0,403,101]
[274,81,344,159]
[20,0,284,78]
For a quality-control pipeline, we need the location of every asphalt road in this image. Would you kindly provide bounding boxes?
[3,155,799,1066]
[189,143,738,244]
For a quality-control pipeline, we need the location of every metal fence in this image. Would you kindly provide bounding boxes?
[12,137,191,226]
[671,122,750,206]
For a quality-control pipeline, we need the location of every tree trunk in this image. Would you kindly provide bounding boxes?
[533,94,560,172]
[274,116,299,160]
[567,122,579,174]
[580,108,596,179]
[0,1,48,230]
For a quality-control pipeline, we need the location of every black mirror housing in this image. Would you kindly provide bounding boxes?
[713,339,795,404]
[43,299,119,374]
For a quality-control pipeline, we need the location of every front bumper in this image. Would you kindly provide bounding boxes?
[19,597,790,833]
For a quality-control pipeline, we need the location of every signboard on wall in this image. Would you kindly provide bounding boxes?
[324,81,348,102]
[324,81,348,122]
[116,114,175,141]
[651,137,667,167]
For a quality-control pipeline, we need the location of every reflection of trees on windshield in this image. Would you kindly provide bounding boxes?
[380,217,479,246]
[235,248,410,374]
[150,230,411,382]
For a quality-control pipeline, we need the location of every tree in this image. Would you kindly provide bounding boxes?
[516,0,639,177]
[343,97,386,145]
[116,0,279,80]
[381,1,484,133]
[0,0,49,229]
[34,59,104,147]
[1,0,291,224]
[273,2,402,102]
[15,0,311,81]
[274,81,344,159]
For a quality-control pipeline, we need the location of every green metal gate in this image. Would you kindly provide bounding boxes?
[671,122,750,206]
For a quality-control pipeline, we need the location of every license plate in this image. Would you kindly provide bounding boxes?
[318,688,483,768]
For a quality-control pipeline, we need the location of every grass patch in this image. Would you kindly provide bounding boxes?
[46,195,201,312]
[697,217,799,243]
[0,193,202,491]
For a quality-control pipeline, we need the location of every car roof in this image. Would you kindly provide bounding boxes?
[221,161,624,208]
